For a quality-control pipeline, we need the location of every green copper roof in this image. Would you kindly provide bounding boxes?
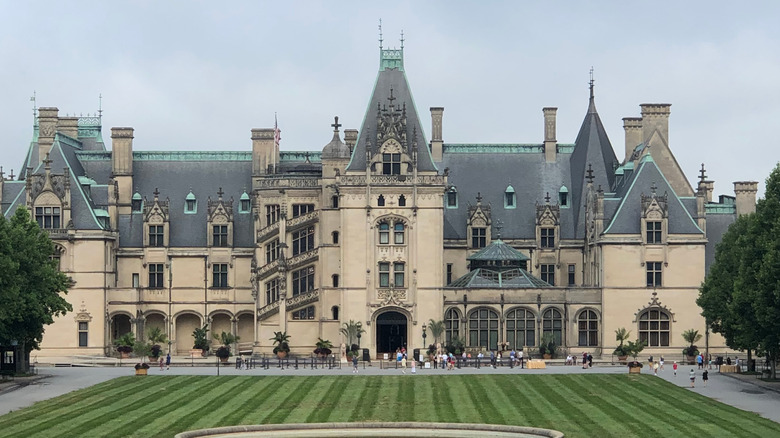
[239,191,250,200]
[132,192,142,200]
[448,267,550,289]
[380,48,404,71]
[467,239,529,262]
[185,191,196,200]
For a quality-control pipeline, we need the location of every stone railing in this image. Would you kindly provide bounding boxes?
[257,300,281,320]
[255,178,321,189]
[338,174,446,186]
[286,210,319,231]
[44,228,70,238]
[287,248,318,271]
[256,220,280,243]
[286,289,320,311]
[255,259,280,280]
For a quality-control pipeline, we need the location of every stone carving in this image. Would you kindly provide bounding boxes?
[255,178,320,189]
[376,288,407,306]
[257,300,281,320]
[286,289,320,311]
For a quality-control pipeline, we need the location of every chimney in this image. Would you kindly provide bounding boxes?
[37,107,59,163]
[111,127,134,176]
[622,117,642,163]
[430,107,444,162]
[640,104,671,148]
[697,180,714,203]
[344,129,358,154]
[543,107,557,163]
[734,181,758,216]
[251,128,275,176]
[57,117,79,139]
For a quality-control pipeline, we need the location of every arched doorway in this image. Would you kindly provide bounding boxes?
[175,314,201,354]
[111,314,132,342]
[376,311,408,354]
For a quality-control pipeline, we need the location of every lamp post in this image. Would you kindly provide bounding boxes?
[422,324,427,349]
[357,332,361,349]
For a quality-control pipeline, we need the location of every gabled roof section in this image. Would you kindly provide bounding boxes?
[346,47,437,172]
[448,267,550,289]
[468,239,529,262]
[570,86,619,238]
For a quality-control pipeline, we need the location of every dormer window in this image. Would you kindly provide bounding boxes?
[35,207,61,229]
[239,192,251,213]
[382,153,401,175]
[504,185,516,209]
[131,192,143,213]
[184,191,197,214]
[446,188,458,208]
[559,186,569,207]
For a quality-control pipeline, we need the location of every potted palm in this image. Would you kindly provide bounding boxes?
[627,339,647,374]
[339,320,365,352]
[271,331,291,358]
[214,331,239,363]
[114,332,135,359]
[613,328,632,363]
[445,335,465,356]
[313,338,333,358]
[192,324,210,357]
[539,333,558,359]
[681,329,702,365]
[428,319,445,345]
[147,327,168,361]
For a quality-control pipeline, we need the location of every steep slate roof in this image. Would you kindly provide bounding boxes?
[569,91,619,238]
[704,211,736,273]
[346,48,436,172]
[1,182,26,217]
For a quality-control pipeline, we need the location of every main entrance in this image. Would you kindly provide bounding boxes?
[376,311,408,353]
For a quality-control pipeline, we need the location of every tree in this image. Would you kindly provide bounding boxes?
[427,319,444,344]
[0,208,71,372]
[699,164,780,379]
[339,320,364,347]
[681,329,702,357]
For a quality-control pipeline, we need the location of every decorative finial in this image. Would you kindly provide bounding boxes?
[154,187,160,198]
[378,19,383,50]
[545,192,551,204]
[388,87,396,106]
[0,166,4,180]
[400,29,404,49]
[30,91,37,124]
[476,192,482,204]
[494,219,503,239]
[699,163,707,182]
[9,169,15,180]
[589,66,594,99]
[651,181,657,195]
[43,153,52,170]
[331,116,341,132]
[585,163,594,184]
[217,187,224,199]
[98,93,103,118]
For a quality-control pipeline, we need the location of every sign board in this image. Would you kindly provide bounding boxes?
[383,353,389,360]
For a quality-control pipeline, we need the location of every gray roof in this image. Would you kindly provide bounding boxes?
[448,268,550,289]
[468,239,529,262]
[1,182,26,217]
[705,212,736,273]
[322,130,350,160]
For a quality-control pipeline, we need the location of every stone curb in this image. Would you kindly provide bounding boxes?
[0,374,49,396]
[720,372,780,395]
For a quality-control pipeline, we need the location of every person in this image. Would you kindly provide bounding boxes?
[726,356,732,366]
[396,348,402,364]
[673,361,678,376]
[735,357,740,370]
[659,356,664,371]
[649,355,654,367]
[689,369,696,388]
[588,353,593,368]
[653,361,659,376]
[582,352,588,369]
[702,369,708,387]
[490,350,496,369]
[165,353,171,370]
[401,354,407,374]
[159,356,164,371]
[447,354,454,371]
[708,353,713,370]
[510,349,516,367]
[411,356,417,374]
[441,353,447,370]
[518,349,524,369]
[697,354,703,369]
[565,354,571,366]
[352,354,359,373]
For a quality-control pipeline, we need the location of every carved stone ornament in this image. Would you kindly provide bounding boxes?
[73,301,92,323]
[376,288,409,307]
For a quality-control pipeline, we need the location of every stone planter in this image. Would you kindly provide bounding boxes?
[543,354,552,360]
[135,368,148,376]
[276,351,288,359]
[629,366,642,374]
[617,355,628,364]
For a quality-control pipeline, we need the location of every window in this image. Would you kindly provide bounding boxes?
[291,266,315,296]
[265,204,281,225]
[647,221,662,244]
[148,263,164,289]
[185,192,197,214]
[559,187,569,207]
[331,306,339,320]
[394,263,405,288]
[78,322,88,347]
[131,193,142,212]
[646,262,662,287]
[265,278,280,304]
[212,264,229,288]
[469,308,499,351]
[541,264,555,285]
[446,188,458,208]
[382,153,401,175]
[504,185,516,208]
[377,195,385,206]
[568,264,576,286]
[639,309,670,346]
[35,206,61,229]
[132,273,140,288]
[394,222,405,244]
[541,227,555,248]
[332,231,339,244]
[378,262,390,287]
[265,239,279,264]
[239,194,251,213]
[446,263,453,285]
[292,226,315,256]
[506,308,535,348]
[578,310,599,347]
[379,223,390,244]
[331,195,339,208]
[398,195,406,207]
[332,274,339,287]
[292,203,314,218]
[445,308,461,344]
[51,253,61,271]
[148,225,164,247]
[292,306,315,320]
[212,225,228,247]
[471,227,487,249]
[542,308,563,346]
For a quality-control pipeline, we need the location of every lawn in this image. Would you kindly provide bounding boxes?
[0,374,778,438]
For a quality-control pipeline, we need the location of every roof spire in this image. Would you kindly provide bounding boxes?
[400,29,404,49]
[589,66,594,100]
[331,116,341,132]
[699,163,707,182]
[98,93,103,118]
[378,19,383,50]
[30,91,37,125]
[585,163,594,184]
[494,218,503,240]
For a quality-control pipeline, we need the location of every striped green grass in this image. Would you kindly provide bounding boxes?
[1,374,778,438]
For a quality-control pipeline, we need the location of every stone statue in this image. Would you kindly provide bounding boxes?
[340,343,347,363]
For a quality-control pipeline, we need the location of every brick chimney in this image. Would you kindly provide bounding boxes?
[37,107,59,163]
[58,117,79,139]
[734,181,758,216]
[543,107,557,163]
[344,129,358,154]
[251,128,275,176]
[622,117,642,163]
[430,107,444,162]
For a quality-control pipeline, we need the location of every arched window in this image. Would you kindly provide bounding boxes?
[332,231,339,244]
[506,308,535,348]
[378,195,385,206]
[559,185,569,207]
[445,308,461,344]
[331,195,339,209]
[468,308,499,351]
[398,195,406,207]
[332,274,339,288]
[578,310,599,346]
[638,309,670,346]
[542,308,563,346]
[504,185,516,209]
[446,187,458,208]
[331,306,339,320]
[378,223,390,244]
[394,222,405,244]
[131,192,143,213]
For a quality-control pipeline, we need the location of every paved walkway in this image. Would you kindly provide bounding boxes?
[2,363,779,424]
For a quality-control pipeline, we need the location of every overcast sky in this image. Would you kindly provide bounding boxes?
[1,1,778,197]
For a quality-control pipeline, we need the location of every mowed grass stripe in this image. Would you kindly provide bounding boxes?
[261,376,318,424]
[554,375,636,437]
[518,375,572,431]
[239,377,310,425]
[410,373,437,421]
[324,375,368,422]
[347,376,380,422]
[533,375,616,437]
[460,375,507,424]
[478,375,530,425]
[283,376,338,423]
[304,376,349,423]
[213,376,278,426]
[443,375,480,423]
[394,377,416,421]
[372,375,401,420]
[496,374,548,423]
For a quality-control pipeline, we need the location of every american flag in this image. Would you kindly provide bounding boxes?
[274,113,281,149]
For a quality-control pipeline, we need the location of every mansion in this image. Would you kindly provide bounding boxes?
[0,44,756,360]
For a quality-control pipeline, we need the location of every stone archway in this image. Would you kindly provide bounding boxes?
[375,310,408,354]
[236,313,253,351]
[110,314,132,342]
[175,314,200,354]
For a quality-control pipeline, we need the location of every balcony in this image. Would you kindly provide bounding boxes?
[43,228,69,239]
[287,248,318,271]
[257,300,281,321]
[255,177,320,190]
[337,174,446,186]
[255,259,280,281]
[256,220,280,243]
[286,210,318,232]
[286,288,320,312]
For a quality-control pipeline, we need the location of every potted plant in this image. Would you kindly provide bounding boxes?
[339,320,365,351]
[428,319,444,345]
[445,336,465,355]
[539,333,558,359]
[192,324,210,357]
[313,338,334,358]
[114,332,136,359]
[613,328,632,363]
[270,331,291,359]
[147,327,168,361]
[627,339,647,374]
[134,362,150,376]
[681,329,702,364]
[214,331,239,363]
[134,341,153,363]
